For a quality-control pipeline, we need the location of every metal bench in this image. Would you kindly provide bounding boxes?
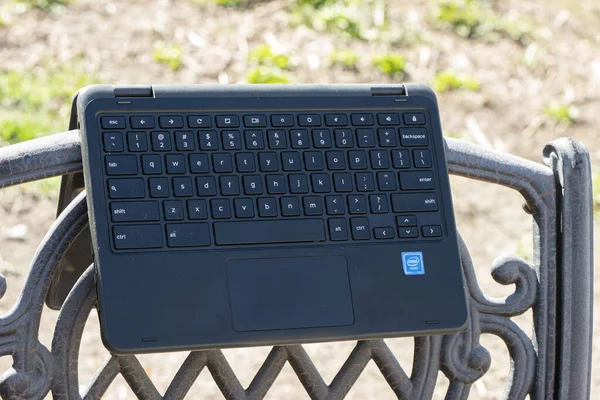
[0,131,593,399]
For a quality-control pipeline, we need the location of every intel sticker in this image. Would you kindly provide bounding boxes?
[402,252,425,275]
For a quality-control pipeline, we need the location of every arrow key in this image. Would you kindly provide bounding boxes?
[396,215,417,227]
[399,227,418,238]
[374,227,395,239]
[159,116,184,128]
[131,116,155,129]
[422,225,442,237]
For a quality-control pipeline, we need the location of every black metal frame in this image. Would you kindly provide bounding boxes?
[0,131,593,399]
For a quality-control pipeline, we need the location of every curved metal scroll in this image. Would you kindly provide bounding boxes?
[0,134,593,399]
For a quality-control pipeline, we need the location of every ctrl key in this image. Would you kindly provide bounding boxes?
[113,224,163,249]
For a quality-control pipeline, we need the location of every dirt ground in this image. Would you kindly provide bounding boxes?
[0,0,598,398]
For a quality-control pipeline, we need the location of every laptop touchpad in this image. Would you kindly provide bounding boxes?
[227,256,354,332]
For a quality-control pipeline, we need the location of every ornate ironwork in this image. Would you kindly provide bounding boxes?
[0,133,593,399]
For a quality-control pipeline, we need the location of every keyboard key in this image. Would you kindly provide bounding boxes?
[374,227,395,239]
[127,131,148,152]
[328,218,348,240]
[101,116,126,129]
[397,215,417,226]
[399,227,419,238]
[369,194,389,213]
[355,172,375,192]
[213,153,233,173]
[304,152,324,171]
[149,177,169,197]
[243,175,263,194]
[377,113,400,125]
[422,225,442,237]
[234,198,254,218]
[166,154,186,174]
[113,224,162,249]
[370,150,390,169]
[175,131,195,151]
[173,177,194,197]
[271,114,294,127]
[290,130,310,149]
[258,152,279,172]
[311,174,331,193]
[281,152,301,171]
[108,178,145,199]
[325,114,348,126]
[105,155,138,176]
[164,200,184,220]
[245,130,265,149]
[199,131,219,150]
[400,128,428,146]
[377,172,396,191]
[404,113,426,125]
[222,131,242,150]
[351,217,370,240]
[267,130,287,149]
[348,151,368,169]
[392,193,439,212]
[356,129,376,147]
[377,128,397,147]
[235,153,256,172]
[280,197,301,216]
[413,149,432,168]
[298,114,321,126]
[110,201,159,222]
[103,132,124,152]
[312,129,332,148]
[326,151,346,170]
[188,115,212,128]
[258,197,278,217]
[243,115,267,127]
[151,131,171,151]
[196,176,217,196]
[214,219,326,245]
[159,116,184,128]
[216,115,240,128]
[166,223,211,247]
[190,154,210,173]
[289,174,309,194]
[333,173,353,192]
[392,150,411,169]
[326,195,345,215]
[211,198,231,219]
[266,175,286,194]
[188,200,208,219]
[351,114,374,126]
[130,116,155,129]
[334,129,353,148]
[348,195,367,214]
[399,171,435,190]
[303,196,323,216]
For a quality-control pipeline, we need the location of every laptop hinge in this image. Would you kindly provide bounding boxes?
[114,85,154,98]
[370,86,406,96]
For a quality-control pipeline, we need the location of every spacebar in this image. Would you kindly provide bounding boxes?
[214,219,326,245]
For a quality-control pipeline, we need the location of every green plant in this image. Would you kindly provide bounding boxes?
[433,70,480,92]
[152,43,183,71]
[593,172,600,211]
[246,67,290,84]
[248,44,290,70]
[372,54,406,78]
[329,49,359,70]
[213,0,246,6]
[544,102,579,125]
[14,0,72,11]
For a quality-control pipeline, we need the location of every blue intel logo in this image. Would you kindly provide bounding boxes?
[402,252,425,275]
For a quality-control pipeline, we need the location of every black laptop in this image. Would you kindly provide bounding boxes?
[77,83,468,354]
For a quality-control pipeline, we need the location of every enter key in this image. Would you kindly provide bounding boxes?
[399,171,435,190]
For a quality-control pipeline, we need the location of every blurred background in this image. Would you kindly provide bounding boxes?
[0,0,598,398]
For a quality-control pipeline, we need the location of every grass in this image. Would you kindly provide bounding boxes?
[248,44,290,70]
[372,53,406,78]
[544,102,579,125]
[14,0,72,11]
[213,0,246,7]
[0,65,96,144]
[433,70,480,92]
[152,42,183,71]
[593,172,600,211]
[329,48,359,70]
[246,67,290,84]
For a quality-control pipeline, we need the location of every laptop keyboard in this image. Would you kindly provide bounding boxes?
[99,111,444,251]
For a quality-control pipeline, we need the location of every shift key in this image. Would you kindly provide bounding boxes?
[392,193,438,212]
[113,224,163,249]
[110,201,159,222]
